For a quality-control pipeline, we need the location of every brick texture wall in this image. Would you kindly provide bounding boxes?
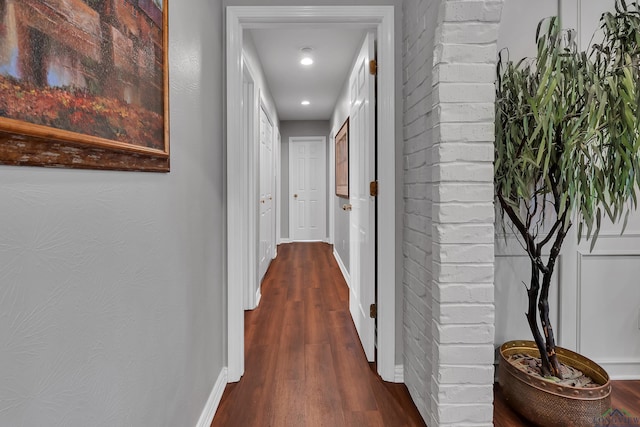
[402,0,439,420]
[402,1,503,425]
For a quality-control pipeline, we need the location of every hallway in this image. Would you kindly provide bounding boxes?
[212,242,426,426]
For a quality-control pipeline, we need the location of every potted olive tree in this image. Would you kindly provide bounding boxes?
[495,2,640,425]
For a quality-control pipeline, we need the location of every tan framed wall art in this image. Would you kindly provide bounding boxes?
[335,118,348,198]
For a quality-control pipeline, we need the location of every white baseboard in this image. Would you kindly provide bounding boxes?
[255,287,262,307]
[280,238,292,244]
[195,367,228,427]
[394,364,404,383]
[333,248,350,286]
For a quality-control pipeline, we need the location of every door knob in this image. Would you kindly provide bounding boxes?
[294,194,298,198]
[342,204,352,211]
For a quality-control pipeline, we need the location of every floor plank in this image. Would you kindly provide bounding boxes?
[211,242,426,427]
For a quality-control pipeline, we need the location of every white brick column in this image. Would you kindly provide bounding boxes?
[402,1,503,426]
[430,1,502,426]
[402,0,440,421]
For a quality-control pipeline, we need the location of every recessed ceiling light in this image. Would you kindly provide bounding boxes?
[300,47,313,66]
[301,100,310,106]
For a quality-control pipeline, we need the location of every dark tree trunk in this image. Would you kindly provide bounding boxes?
[539,271,562,378]
[497,193,565,377]
[527,258,553,377]
[538,222,570,379]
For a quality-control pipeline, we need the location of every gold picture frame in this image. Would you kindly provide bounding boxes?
[0,0,169,171]
[335,118,349,198]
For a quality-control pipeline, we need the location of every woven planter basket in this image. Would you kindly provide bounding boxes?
[498,340,611,427]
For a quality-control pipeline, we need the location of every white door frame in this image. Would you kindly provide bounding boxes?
[242,56,259,311]
[226,5,396,382]
[274,126,281,251]
[329,129,336,246]
[288,136,327,242]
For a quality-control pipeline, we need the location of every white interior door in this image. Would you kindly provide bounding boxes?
[259,106,274,281]
[349,32,376,361]
[289,137,327,242]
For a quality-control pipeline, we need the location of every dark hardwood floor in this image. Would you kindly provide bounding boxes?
[211,241,640,426]
[212,242,426,427]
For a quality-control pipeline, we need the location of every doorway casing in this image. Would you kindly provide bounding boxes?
[226,5,396,382]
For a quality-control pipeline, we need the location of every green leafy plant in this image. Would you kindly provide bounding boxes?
[495,1,640,378]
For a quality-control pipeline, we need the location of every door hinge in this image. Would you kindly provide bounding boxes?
[369,59,377,76]
[369,181,379,197]
[370,303,377,319]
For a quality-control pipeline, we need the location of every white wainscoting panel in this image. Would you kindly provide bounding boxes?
[577,251,640,379]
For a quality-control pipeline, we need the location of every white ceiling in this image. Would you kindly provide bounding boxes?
[247,27,367,121]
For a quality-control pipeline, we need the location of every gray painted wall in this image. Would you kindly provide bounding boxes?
[280,120,331,240]
[0,1,225,426]
[330,73,352,274]
[333,188,351,273]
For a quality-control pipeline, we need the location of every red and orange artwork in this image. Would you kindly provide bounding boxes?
[0,0,169,171]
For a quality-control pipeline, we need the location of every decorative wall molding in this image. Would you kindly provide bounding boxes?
[576,250,640,353]
[596,231,640,238]
[575,250,640,380]
[595,359,640,380]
